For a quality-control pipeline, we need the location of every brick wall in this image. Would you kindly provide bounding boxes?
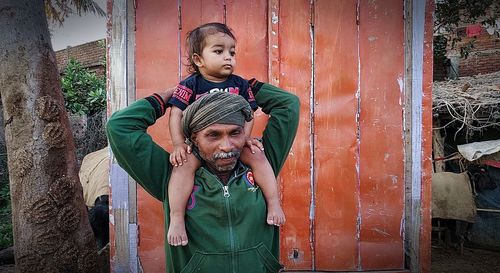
[55,39,106,76]
[433,54,448,81]
[458,29,500,77]
[434,25,500,81]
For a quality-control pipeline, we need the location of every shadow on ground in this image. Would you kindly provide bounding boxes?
[432,246,500,273]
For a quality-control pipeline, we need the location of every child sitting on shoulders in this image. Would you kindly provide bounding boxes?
[167,22,285,246]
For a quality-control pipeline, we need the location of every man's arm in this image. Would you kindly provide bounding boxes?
[252,81,300,176]
[106,90,174,201]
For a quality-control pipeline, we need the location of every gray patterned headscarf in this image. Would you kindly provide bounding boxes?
[182,92,253,141]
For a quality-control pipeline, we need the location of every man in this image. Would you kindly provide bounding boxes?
[79,147,110,250]
[106,79,299,273]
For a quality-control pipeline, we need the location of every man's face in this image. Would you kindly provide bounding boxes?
[192,123,246,172]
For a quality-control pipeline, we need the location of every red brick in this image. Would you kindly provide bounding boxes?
[55,39,106,77]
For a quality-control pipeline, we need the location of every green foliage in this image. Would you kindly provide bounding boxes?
[434,35,448,60]
[45,0,106,25]
[0,148,12,249]
[435,0,498,31]
[434,0,500,59]
[61,59,106,116]
[0,189,12,249]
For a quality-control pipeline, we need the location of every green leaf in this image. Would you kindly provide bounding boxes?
[60,58,106,115]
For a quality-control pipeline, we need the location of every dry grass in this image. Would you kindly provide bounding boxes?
[433,71,500,139]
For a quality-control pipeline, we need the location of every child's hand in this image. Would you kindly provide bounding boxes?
[170,143,192,166]
[245,137,264,154]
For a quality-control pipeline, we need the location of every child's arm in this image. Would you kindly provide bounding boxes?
[244,119,254,139]
[169,106,190,166]
[244,119,264,153]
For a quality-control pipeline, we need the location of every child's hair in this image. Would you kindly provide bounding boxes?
[186,22,236,74]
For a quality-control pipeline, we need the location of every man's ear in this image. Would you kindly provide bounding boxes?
[192,53,204,68]
[190,133,198,146]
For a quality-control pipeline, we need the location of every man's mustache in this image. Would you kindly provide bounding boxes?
[213,151,240,159]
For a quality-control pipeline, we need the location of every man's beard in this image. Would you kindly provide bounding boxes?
[202,150,241,172]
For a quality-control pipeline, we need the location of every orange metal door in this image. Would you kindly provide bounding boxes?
[314,0,360,270]
[358,0,405,270]
[132,0,431,271]
[277,0,313,269]
[135,1,179,272]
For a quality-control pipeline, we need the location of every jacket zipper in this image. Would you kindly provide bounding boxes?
[204,168,244,273]
[223,185,230,197]
[223,184,236,273]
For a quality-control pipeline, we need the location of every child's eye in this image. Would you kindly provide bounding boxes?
[214,50,222,54]
[230,51,236,57]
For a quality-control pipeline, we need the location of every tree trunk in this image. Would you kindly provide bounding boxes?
[0,1,99,272]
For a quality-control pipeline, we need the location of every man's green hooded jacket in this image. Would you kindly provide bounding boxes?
[107,83,300,273]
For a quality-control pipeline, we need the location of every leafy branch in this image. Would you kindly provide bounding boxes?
[434,0,499,59]
[44,0,106,25]
[61,59,106,116]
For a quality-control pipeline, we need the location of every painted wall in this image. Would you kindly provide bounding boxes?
[128,0,433,272]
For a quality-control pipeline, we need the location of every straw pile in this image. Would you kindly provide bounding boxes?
[433,71,500,137]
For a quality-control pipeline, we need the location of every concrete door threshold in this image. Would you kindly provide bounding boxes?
[281,269,410,273]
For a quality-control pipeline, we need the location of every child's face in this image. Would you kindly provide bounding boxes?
[194,32,236,81]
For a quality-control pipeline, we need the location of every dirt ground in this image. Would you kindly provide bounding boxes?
[1,246,499,272]
[0,245,109,272]
[432,245,500,273]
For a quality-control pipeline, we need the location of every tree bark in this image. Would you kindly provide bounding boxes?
[0,1,99,272]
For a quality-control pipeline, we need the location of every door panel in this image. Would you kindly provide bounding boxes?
[314,0,360,271]
[278,0,314,270]
[358,0,405,269]
[225,0,269,135]
[226,0,268,82]
[179,0,225,79]
[135,1,180,272]
[132,0,420,271]
[420,1,435,271]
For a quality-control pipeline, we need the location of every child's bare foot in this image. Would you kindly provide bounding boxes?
[167,215,188,246]
[266,202,286,226]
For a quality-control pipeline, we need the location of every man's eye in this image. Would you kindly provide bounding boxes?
[231,130,242,136]
[208,133,219,138]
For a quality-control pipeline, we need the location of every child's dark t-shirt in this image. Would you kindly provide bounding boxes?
[168,73,258,111]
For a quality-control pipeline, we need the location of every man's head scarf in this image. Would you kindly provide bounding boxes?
[182,92,253,141]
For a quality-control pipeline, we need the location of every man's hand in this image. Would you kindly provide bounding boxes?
[245,137,264,154]
[157,86,176,105]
